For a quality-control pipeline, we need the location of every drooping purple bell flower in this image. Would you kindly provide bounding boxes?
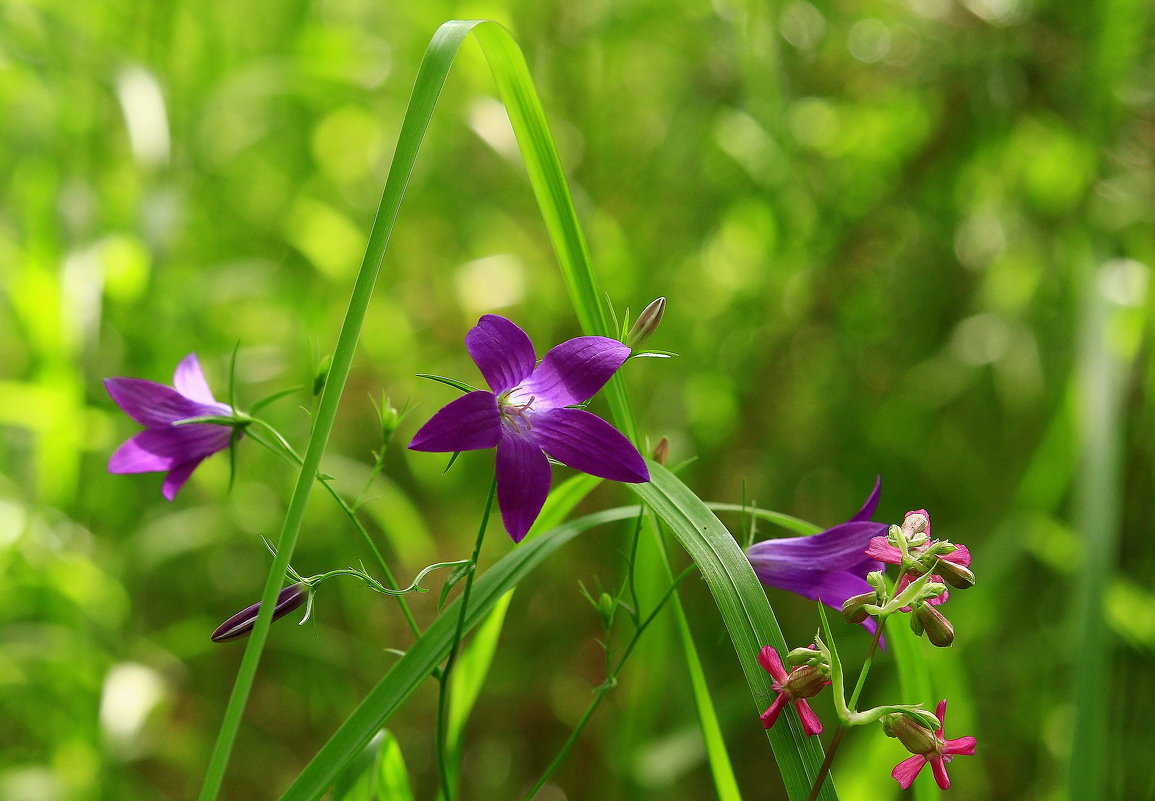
[745,478,887,632]
[105,353,236,500]
[409,315,649,542]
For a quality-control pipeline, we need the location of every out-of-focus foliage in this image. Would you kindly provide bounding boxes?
[1,0,1152,798]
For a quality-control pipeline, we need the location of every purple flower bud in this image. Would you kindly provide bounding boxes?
[211,583,308,643]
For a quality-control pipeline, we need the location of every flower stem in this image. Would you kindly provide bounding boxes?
[435,473,497,801]
[805,617,887,801]
[520,563,695,801]
[245,421,421,638]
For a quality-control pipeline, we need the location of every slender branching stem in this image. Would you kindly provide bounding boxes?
[435,474,498,801]
[245,421,421,638]
[805,617,888,801]
[519,564,695,801]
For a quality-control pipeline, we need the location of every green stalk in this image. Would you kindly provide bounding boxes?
[435,475,497,801]
[1068,260,1127,801]
[195,26,472,801]
[520,564,696,801]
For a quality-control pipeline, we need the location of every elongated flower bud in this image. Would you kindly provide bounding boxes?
[883,711,940,755]
[841,591,878,624]
[915,603,955,647]
[625,297,666,348]
[211,583,308,643]
[934,558,976,590]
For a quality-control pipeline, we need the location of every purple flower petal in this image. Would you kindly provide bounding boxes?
[409,391,502,452]
[105,377,227,427]
[496,433,552,542]
[849,476,882,522]
[466,315,537,394]
[530,408,648,483]
[109,426,234,473]
[172,353,217,405]
[163,458,206,500]
[747,562,875,609]
[516,336,630,408]
[747,521,887,569]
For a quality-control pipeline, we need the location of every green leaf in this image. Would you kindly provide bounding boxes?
[329,730,415,801]
[414,373,481,394]
[278,506,642,801]
[631,462,838,801]
[374,730,416,801]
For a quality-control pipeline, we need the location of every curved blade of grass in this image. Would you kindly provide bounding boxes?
[278,506,641,801]
[632,462,838,801]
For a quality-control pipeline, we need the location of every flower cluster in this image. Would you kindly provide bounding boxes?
[104,317,979,795]
[748,494,977,791]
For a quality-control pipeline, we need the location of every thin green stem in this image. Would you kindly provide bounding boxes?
[245,421,421,638]
[805,618,887,801]
[849,616,886,709]
[520,564,696,801]
[435,474,498,801]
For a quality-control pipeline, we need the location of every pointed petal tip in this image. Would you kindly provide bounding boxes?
[796,699,824,736]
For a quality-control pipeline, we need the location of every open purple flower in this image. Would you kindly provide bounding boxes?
[105,353,236,500]
[745,479,887,631]
[409,314,649,542]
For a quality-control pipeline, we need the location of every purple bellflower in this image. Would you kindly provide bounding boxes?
[105,354,236,500]
[745,479,887,632]
[409,314,649,542]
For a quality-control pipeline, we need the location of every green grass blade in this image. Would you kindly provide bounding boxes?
[329,730,415,801]
[1069,261,1132,801]
[632,462,837,801]
[670,586,744,801]
[446,589,514,787]
[707,503,824,536]
[278,506,641,801]
[375,731,416,801]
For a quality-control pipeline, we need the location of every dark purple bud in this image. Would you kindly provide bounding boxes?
[211,583,308,643]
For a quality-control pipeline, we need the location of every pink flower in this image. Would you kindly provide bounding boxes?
[890,700,976,790]
[865,510,972,608]
[756,646,829,736]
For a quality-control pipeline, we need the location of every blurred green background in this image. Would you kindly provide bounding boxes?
[2,0,1152,799]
